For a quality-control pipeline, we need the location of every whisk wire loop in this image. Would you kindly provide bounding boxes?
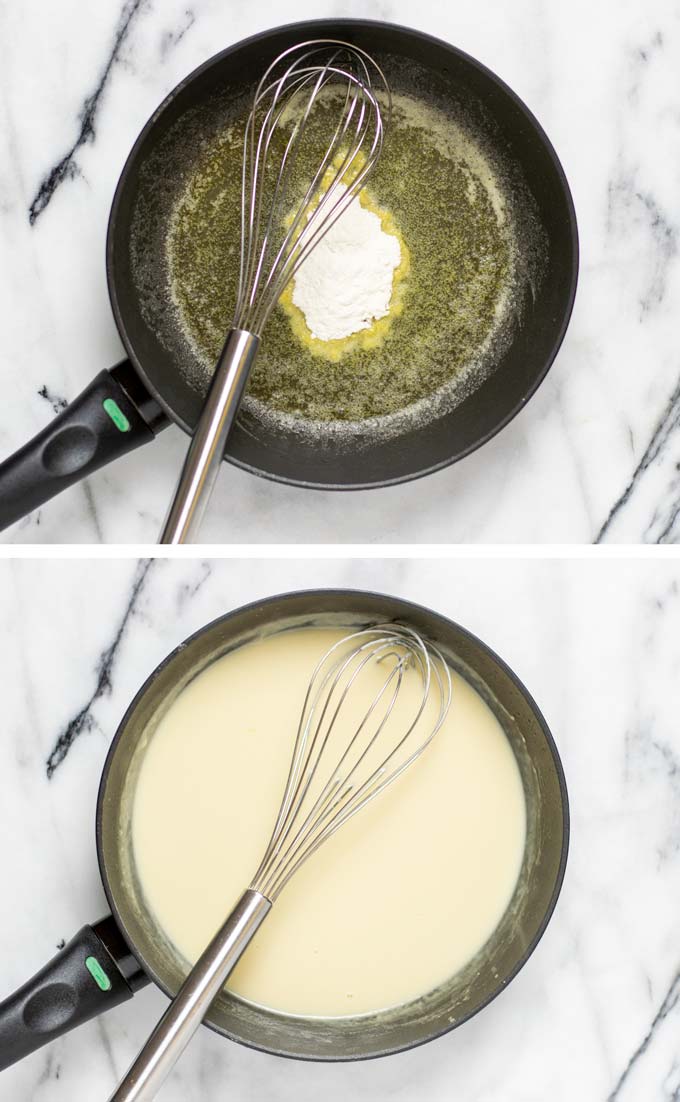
[234,39,390,336]
[256,642,408,894]
[258,77,383,326]
[253,67,357,308]
[239,57,335,317]
[260,632,411,847]
[251,625,452,900]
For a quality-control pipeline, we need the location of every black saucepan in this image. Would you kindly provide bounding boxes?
[0,18,578,532]
[0,589,569,1071]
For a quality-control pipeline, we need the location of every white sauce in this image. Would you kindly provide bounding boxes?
[291,184,402,341]
[132,627,526,1018]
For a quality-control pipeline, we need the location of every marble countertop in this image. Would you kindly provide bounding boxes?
[1,555,679,1099]
[1,0,679,544]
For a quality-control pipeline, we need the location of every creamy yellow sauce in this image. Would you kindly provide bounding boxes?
[132,628,526,1018]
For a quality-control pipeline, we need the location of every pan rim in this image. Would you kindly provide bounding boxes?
[95,586,570,1062]
[106,17,579,492]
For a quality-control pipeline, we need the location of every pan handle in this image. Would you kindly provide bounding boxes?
[0,916,148,1071]
[0,361,168,532]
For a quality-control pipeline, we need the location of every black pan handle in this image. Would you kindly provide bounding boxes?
[0,360,168,532]
[0,916,148,1071]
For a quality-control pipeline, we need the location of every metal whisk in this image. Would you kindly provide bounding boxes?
[160,41,390,543]
[109,625,451,1100]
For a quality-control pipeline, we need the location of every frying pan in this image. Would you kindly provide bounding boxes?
[0,589,569,1072]
[0,19,578,533]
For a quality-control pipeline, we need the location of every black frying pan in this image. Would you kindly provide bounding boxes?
[0,589,569,1071]
[0,19,578,533]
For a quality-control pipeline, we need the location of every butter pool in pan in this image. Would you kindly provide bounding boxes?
[132,627,526,1019]
[165,86,544,442]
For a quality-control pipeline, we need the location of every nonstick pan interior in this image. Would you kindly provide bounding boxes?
[108,20,578,490]
[97,590,568,1061]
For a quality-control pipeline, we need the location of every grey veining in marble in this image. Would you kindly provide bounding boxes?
[0,0,679,543]
[1,556,680,1099]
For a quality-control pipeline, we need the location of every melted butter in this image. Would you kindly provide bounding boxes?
[132,627,526,1018]
[166,91,517,426]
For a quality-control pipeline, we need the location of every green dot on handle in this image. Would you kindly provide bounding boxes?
[85,955,112,992]
[103,398,131,432]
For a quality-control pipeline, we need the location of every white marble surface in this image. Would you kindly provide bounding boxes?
[0,1,679,543]
[0,555,679,1099]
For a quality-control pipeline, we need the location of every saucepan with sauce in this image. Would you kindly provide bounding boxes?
[0,589,568,1071]
[0,18,577,533]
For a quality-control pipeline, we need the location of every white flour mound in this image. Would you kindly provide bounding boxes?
[291,184,401,342]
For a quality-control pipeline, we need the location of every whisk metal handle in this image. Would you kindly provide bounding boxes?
[159,328,260,544]
[107,889,271,1102]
